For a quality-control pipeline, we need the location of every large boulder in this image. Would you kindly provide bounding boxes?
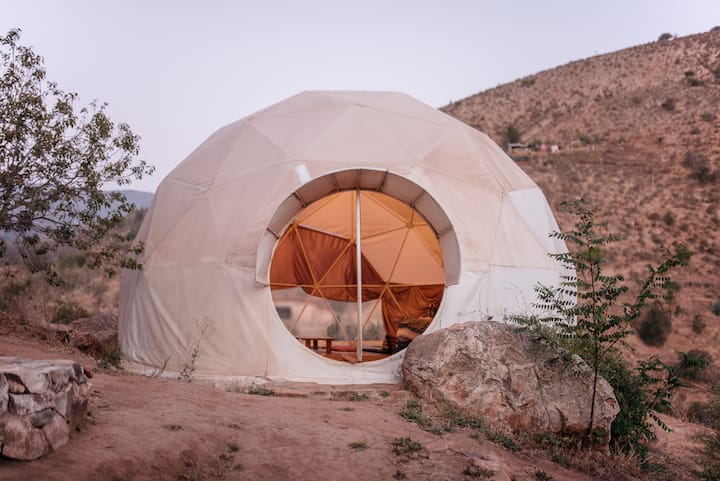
[0,357,90,461]
[402,321,619,442]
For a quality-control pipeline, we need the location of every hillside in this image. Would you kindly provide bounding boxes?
[444,30,720,369]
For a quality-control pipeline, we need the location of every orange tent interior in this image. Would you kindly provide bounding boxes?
[270,190,445,361]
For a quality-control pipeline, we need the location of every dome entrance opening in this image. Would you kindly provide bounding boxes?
[270,189,445,363]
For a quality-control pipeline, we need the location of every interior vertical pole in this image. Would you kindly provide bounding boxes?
[355,188,363,362]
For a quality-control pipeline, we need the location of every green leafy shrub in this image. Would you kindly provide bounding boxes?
[508,199,689,464]
[674,350,712,380]
[399,398,432,429]
[637,303,672,347]
[600,354,680,465]
[346,391,370,401]
[505,124,521,144]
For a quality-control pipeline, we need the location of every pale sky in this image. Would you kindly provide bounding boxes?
[3,1,719,192]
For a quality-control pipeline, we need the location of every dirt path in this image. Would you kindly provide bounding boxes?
[0,331,709,481]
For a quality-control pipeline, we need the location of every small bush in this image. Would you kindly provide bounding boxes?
[713,298,720,316]
[0,279,31,317]
[348,441,368,451]
[346,391,370,401]
[463,463,494,478]
[391,437,423,456]
[700,112,716,122]
[688,400,720,429]
[52,300,89,324]
[683,151,718,184]
[99,346,122,369]
[657,32,673,41]
[505,124,521,144]
[57,249,87,270]
[247,386,275,396]
[399,398,432,428]
[692,314,706,334]
[637,303,672,346]
[688,77,703,87]
[674,350,712,380]
[661,98,676,111]
[663,211,676,226]
[534,470,554,481]
[483,428,520,451]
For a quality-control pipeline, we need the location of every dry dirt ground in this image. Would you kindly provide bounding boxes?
[0,329,713,481]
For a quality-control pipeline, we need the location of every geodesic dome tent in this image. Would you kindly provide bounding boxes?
[119,91,568,384]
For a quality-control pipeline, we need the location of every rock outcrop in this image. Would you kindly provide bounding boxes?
[0,357,90,460]
[48,313,118,359]
[402,321,619,442]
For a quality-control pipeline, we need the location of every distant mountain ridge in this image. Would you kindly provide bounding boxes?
[119,189,153,210]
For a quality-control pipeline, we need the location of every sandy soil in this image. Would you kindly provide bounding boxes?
[0,330,711,481]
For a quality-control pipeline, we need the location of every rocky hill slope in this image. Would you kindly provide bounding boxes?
[443,29,720,368]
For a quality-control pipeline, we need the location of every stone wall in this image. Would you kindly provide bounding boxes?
[0,357,90,460]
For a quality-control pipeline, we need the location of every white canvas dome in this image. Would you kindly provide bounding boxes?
[119,91,568,384]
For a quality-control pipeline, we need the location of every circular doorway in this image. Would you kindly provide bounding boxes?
[269,188,446,362]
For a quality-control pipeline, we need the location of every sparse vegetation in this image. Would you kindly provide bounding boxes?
[687,399,720,430]
[481,428,521,452]
[463,463,494,478]
[700,112,715,122]
[534,469,554,481]
[346,391,370,401]
[178,318,214,383]
[663,211,676,226]
[51,299,89,324]
[399,398,433,429]
[683,151,718,184]
[692,314,706,334]
[391,437,424,456]
[658,32,673,41]
[694,431,720,480]
[661,98,676,111]
[247,385,275,396]
[713,298,720,316]
[348,441,367,451]
[674,350,712,380]
[99,345,122,369]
